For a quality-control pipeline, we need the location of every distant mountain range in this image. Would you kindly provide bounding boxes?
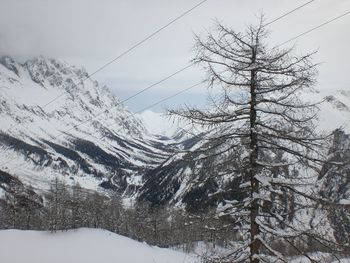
[0,56,350,215]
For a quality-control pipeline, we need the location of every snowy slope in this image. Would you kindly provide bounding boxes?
[0,56,179,197]
[0,228,199,263]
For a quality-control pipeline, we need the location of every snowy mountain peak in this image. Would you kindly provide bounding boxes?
[24,56,88,88]
[0,56,147,138]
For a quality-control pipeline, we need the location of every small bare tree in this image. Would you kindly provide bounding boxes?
[170,18,346,262]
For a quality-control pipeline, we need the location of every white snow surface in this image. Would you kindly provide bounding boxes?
[0,228,199,263]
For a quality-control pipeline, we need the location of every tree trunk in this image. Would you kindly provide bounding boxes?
[249,65,261,263]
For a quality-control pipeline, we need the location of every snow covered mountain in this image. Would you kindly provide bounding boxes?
[1,55,349,214]
[0,56,180,199]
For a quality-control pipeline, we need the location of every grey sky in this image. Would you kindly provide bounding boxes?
[0,0,349,112]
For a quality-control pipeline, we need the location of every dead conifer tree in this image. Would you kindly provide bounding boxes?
[170,17,346,262]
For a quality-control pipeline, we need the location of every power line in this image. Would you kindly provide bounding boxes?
[0,81,205,167]
[277,11,350,47]
[78,7,350,146]
[1,0,209,136]
[0,68,197,167]
[55,63,193,139]
[176,10,350,142]
[134,81,204,115]
[0,1,323,163]
[90,81,205,142]
[177,10,350,141]
[236,0,316,40]
[87,0,209,79]
[48,0,208,104]
[46,0,320,139]
[1,1,342,167]
[264,0,316,27]
[49,0,208,104]
[0,64,192,155]
[1,0,316,138]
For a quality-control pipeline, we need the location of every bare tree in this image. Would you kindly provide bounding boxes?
[170,18,346,262]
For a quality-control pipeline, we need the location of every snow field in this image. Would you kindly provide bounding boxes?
[0,228,200,263]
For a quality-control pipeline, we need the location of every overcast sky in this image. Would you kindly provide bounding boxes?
[0,0,349,112]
